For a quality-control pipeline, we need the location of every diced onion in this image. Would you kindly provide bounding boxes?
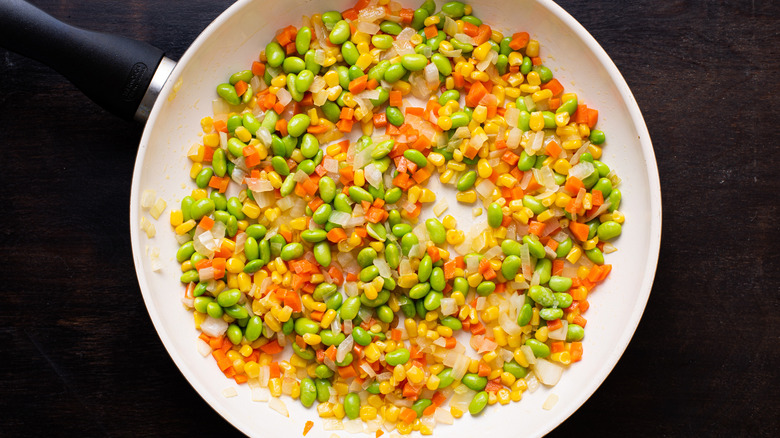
[533,358,564,386]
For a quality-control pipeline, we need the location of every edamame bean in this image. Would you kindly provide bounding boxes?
[556,237,573,258]
[193,297,212,314]
[359,265,380,283]
[525,338,551,358]
[227,324,242,344]
[517,303,533,326]
[608,189,621,212]
[271,156,290,177]
[315,175,336,203]
[357,247,378,268]
[425,218,446,245]
[503,361,528,379]
[431,53,452,76]
[535,258,552,285]
[386,106,405,127]
[501,255,521,279]
[593,177,613,198]
[597,221,622,240]
[401,54,428,71]
[411,8,429,30]
[540,307,563,320]
[190,198,215,220]
[567,324,585,341]
[216,83,240,105]
[556,97,578,116]
[281,242,304,260]
[176,241,195,263]
[315,379,331,403]
[349,186,373,203]
[528,285,555,307]
[437,368,455,388]
[301,229,327,243]
[371,34,394,50]
[384,187,402,204]
[295,26,311,55]
[469,391,489,415]
[376,305,394,323]
[217,289,241,307]
[344,392,361,419]
[522,195,546,215]
[585,247,604,265]
[487,202,503,228]
[371,139,394,159]
[502,239,522,257]
[430,267,445,291]
[265,41,285,67]
[205,301,223,318]
[476,281,496,296]
[411,399,432,418]
[224,304,248,320]
[403,149,427,168]
[340,296,361,320]
[423,290,442,310]
[352,326,372,346]
[457,170,477,191]
[313,241,331,267]
[589,129,606,145]
[341,41,359,65]
[194,167,213,189]
[418,255,433,282]
[383,64,407,83]
[329,20,351,45]
[379,20,403,35]
[312,203,332,225]
[294,317,320,336]
[385,348,410,366]
[442,1,466,18]
[282,56,305,74]
[385,242,401,269]
[287,114,310,137]
[299,378,317,407]
[462,373,487,391]
[523,234,546,258]
[366,222,387,242]
[549,276,573,292]
[333,193,352,213]
[392,223,412,238]
[438,89,460,106]
[326,292,342,311]
[554,292,573,309]
[409,282,430,300]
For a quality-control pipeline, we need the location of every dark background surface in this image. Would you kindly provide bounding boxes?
[1,0,777,436]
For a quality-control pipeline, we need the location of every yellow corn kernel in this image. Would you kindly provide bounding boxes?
[426,151,445,167]
[404,318,417,336]
[588,143,603,159]
[441,215,457,230]
[241,201,261,219]
[513,347,530,367]
[398,274,419,289]
[320,309,337,329]
[578,123,591,138]
[317,402,334,418]
[532,89,553,102]
[302,333,321,346]
[180,260,192,272]
[526,39,540,57]
[436,115,453,130]
[451,291,465,306]
[226,257,245,274]
[203,132,221,148]
[268,377,282,397]
[406,366,424,384]
[393,364,407,382]
[392,80,411,95]
[267,171,282,188]
[510,390,523,402]
[555,111,570,127]
[364,344,381,362]
[456,190,477,203]
[290,217,307,231]
[477,158,492,178]
[482,306,499,323]
[512,379,528,392]
[408,185,421,204]
[467,273,483,288]
[234,126,252,143]
[439,168,455,184]
[497,388,511,405]
[363,283,378,300]
[355,53,373,70]
[169,209,183,227]
[496,173,518,188]
[226,273,239,289]
[537,209,554,223]
[264,207,280,222]
[378,381,394,394]
[562,139,583,150]
[175,219,196,235]
[529,111,545,131]
[553,158,572,175]
[612,210,625,224]
[189,162,203,179]
[566,246,582,263]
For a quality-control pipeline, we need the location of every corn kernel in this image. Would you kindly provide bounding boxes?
[566,246,582,263]
[612,210,625,224]
[456,190,477,203]
[175,219,196,235]
[169,209,183,227]
[529,111,545,131]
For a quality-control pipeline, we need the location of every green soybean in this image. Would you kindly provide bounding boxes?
[589,129,606,145]
[401,53,428,71]
[556,237,573,258]
[216,83,240,105]
[476,281,496,296]
[556,97,578,116]
[329,20,351,45]
[487,202,503,228]
[430,267,446,292]
[554,292,573,309]
[608,189,621,212]
[190,198,215,221]
[469,391,489,415]
[223,304,247,320]
[404,149,428,168]
[245,316,264,341]
[437,368,455,388]
[281,242,304,260]
[418,255,433,282]
[597,221,622,240]
[315,379,331,403]
[265,42,285,67]
[540,307,563,321]
[585,247,604,265]
[431,53,452,76]
[295,27,311,55]
[386,106,405,127]
[409,282,430,300]
[462,373,487,391]
[344,393,361,419]
[502,239,522,257]
[301,229,327,243]
[525,338,551,358]
[423,290,442,311]
[535,258,552,285]
[217,289,241,307]
[549,276,573,292]
[385,348,410,366]
[442,1,466,18]
[528,285,555,307]
[501,255,521,280]
[383,63,407,83]
[340,296,361,320]
[503,361,528,379]
[457,170,477,191]
[425,218,446,245]
[523,235,546,259]
[385,187,402,204]
[313,241,331,267]
[567,324,585,341]
[299,378,317,407]
[385,242,401,269]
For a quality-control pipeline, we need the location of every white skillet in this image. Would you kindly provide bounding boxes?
[2,1,661,436]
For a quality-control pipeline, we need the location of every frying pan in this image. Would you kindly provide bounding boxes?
[0,0,661,436]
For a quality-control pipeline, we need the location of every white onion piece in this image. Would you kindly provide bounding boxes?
[275,88,291,107]
[533,358,564,386]
[364,163,383,188]
[453,33,474,45]
[268,397,289,417]
[328,210,352,226]
[337,335,354,363]
[568,161,596,181]
[548,320,568,341]
[355,20,380,34]
[246,177,273,192]
[200,316,228,337]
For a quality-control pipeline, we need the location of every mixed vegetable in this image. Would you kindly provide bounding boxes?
[170,0,624,434]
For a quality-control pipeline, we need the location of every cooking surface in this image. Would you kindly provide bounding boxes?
[0,0,777,436]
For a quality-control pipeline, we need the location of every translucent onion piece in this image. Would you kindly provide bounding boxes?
[275,88,292,107]
[355,20,380,34]
[533,358,564,386]
[328,210,352,227]
[364,163,383,188]
[337,335,353,363]
[246,177,273,192]
[568,161,596,181]
[453,33,475,45]
[200,316,228,337]
[268,397,289,417]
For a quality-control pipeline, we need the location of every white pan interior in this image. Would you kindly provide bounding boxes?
[129,0,661,436]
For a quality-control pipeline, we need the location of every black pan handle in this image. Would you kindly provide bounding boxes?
[0,0,171,121]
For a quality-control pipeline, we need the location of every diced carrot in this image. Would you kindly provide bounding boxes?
[342,8,358,20]
[366,78,378,90]
[509,32,530,50]
[564,176,584,195]
[485,378,503,393]
[465,80,488,107]
[592,190,604,206]
[587,108,599,129]
[445,337,457,349]
[273,101,286,115]
[275,118,288,136]
[399,8,414,24]
[338,364,357,378]
[399,407,417,424]
[541,78,564,96]
[198,216,214,231]
[279,229,292,243]
[327,228,348,243]
[570,342,583,362]
[426,245,441,263]
[545,139,562,158]
[373,112,387,127]
[573,104,588,124]
[547,319,562,332]
[234,80,248,97]
[389,90,403,107]
[477,362,491,377]
[452,71,465,88]
[568,221,590,242]
[328,266,344,285]
[473,24,492,45]
[348,75,368,94]
[424,25,438,39]
[336,118,353,132]
[405,106,425,116]
[573,315,587,327]
[527,221,545,236]
[251,61,266,77]
[531,56,542,65]
[552,260,565,277]
[501,150,519,166]
[548,97,561,110]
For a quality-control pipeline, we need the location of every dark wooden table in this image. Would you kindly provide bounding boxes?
[1,0,777,436]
